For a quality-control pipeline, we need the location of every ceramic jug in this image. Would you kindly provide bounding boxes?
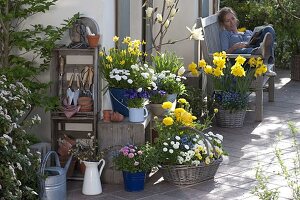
[82,159,105,195]
[128,107,148,122]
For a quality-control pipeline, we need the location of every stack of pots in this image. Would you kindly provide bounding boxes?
[78,97,93,112]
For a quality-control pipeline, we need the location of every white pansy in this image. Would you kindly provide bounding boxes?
[175,136,180,140]
[164,19,170,28]
[163,147,168,152]
[127,79,133,84]
[176,77,181,82]
[156,13,163,23]
[145,7,154,18]
[186,24,204,40]
[115,75,121,81]
[169,149,174,154]
[163,142,168,146]
[137,88,143,92]
[170,8,177,17]
[170,141,175,145]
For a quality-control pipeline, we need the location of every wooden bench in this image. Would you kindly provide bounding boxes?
[196,14,275,122]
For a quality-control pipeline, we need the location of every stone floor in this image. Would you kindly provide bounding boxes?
[67,69,300,200]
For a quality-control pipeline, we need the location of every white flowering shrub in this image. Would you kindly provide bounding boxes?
[0,75,41,199]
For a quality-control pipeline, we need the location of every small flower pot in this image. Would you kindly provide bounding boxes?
[87,34,100,48]
[103,110,112,122]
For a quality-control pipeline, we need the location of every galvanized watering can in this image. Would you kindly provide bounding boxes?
[40,151,72,200]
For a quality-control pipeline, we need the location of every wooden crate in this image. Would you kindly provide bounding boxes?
[98,115,152,184]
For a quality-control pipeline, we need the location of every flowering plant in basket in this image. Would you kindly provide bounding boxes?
[189,51,267,111]
[113,143,157,173]
[99,36,154,89]
[69,133,103,162]
[154,99,224,166]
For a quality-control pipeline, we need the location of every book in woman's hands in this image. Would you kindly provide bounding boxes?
[248,25,264,45]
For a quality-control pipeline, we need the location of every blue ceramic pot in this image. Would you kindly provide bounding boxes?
[122,171,146,192]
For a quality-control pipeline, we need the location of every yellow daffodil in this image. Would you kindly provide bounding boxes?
[237,27,246,32]
[231,63,245,77]
[235,55,246,65]
[112,36,119,42]
[213,67,223,77]
[106,55,113,63]
[198,59,207,68]
[248,57,256,67]
[120,60,125,65]
[162,101,173,110]
[204,65,213,74]
[213,56,226,69]
[162,117,173,126]
[123,36,131,44]
[188,62,197,71]
[191,69,199,76]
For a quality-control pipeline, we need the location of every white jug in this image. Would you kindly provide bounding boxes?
[82,159,105,195]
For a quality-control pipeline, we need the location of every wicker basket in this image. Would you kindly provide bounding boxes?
[160,157,223,185]
[216,109,246,128]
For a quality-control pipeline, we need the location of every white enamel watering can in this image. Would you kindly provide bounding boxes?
[82,159,105,195]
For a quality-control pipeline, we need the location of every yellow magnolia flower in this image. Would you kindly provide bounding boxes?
[106,55,113,63]
[113,36,119,42]
[213,67,223,77]
[198,59,207,68]
[162,101,173,110]
[235,55,246,65]
[177,98,187,104]
[162,117,174,126]
[231,63,245,77]
[204,65,213,74]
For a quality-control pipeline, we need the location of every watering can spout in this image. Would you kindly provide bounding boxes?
[64,155,73,173]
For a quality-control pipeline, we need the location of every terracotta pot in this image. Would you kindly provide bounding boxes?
[103,110,112,122]
[87,34,100,48]
[110,112,124,122]
[78,97,93,106]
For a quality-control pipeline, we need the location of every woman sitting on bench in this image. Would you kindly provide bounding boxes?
[217,7,275,67]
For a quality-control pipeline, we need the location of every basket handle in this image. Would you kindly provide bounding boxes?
[179,126,217,156]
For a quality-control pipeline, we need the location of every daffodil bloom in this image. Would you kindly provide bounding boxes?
[235,55,246,65]
[113,36,119,42]
[123,36,131,44]
[162,117,174,126]
[191,69,199,76]
[248,57,256,67]
[186,24,204,40]
[188,62,197,71]
[106,55,113,63]
[178,98,187,104]
[162,101,173,109]
[213,56,226,69]
[204,65,213,74]
[231,63,246,77]
[237,27,246,32]
[198,59,206,68]
[145,7,153,18]
[213,67,223,77]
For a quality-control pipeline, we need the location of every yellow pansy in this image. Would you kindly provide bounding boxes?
[235,55,246,65]
[113,36,119,42]
[162,101,173,110]
[204,65,213,74]
[188,62,197,71]
[198,59,207,68]
[177,98,187,104]
[162,117,174,126]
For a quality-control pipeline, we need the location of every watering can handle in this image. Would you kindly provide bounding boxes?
[98,159,105,176]
[143,106,148,118]
[40,151,61,175]
[64,154,73,172]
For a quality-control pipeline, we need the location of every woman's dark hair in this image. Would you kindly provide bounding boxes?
[217,7,238,25]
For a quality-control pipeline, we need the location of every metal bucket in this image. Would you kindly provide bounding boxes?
[40,151,72,200]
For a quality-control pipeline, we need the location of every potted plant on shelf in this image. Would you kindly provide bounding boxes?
[148,89,168,117]
[125,89,150,122]
[69,133,105,195]
[154,98,224,185]
[99,36,155,116]
[113,143,157,192]
[189,51,267,127]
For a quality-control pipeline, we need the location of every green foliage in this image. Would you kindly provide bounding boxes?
[181,86,205,119]
[151,51,184,74]
[113,143,157,173]
[220,0,300,68]
[0,0,80,117]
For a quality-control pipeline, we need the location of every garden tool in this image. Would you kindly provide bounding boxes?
[58,55,65,100]
[80,66,90,96]
[72,73,81,106]
[66,73,75,105]
[86,66,94,97]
